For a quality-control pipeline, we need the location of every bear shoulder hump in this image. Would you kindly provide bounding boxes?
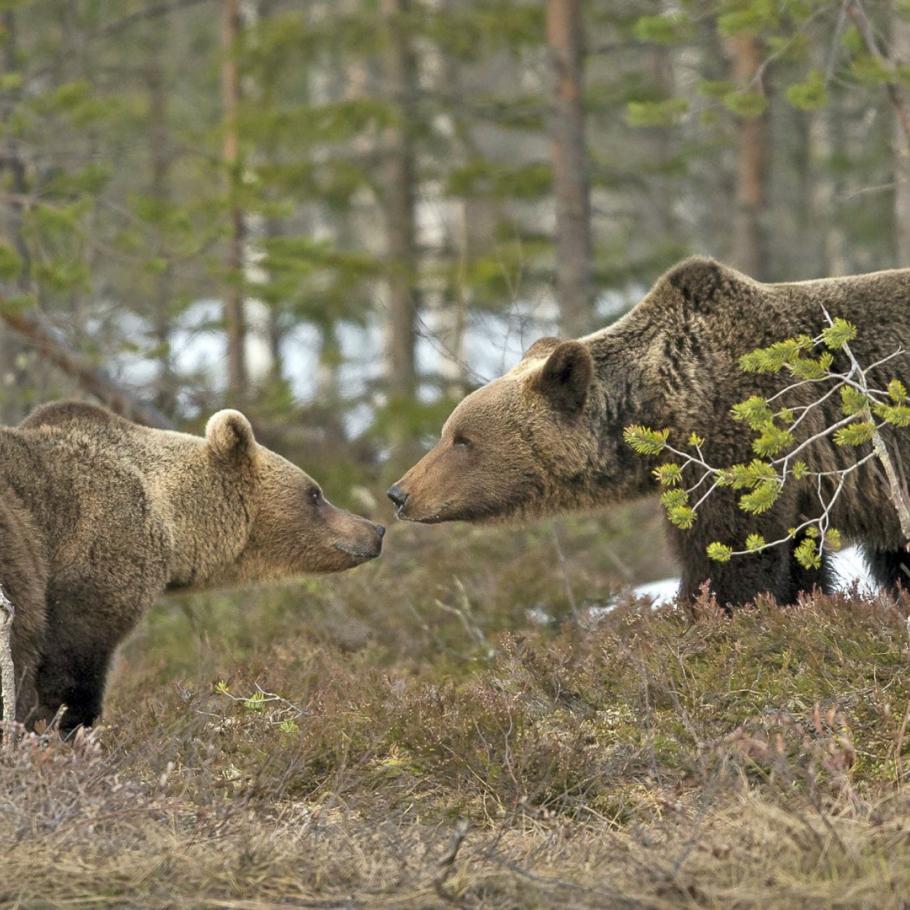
[19,400,119,432]
[660,256,748,312]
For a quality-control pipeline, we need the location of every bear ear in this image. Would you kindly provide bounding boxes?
[206,409,256,461]
[533,341,593,414]
[521,336,562,362]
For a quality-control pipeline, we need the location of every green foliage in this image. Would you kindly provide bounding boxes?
[625,97,689,128]
[788,351,833,380]
[716,0,779,36]
[653,462,683,486]
[873,403,910,427]
[633,13,693,46]
[738,479,781,514]
[752,421,793,456]
[629,317,907,574]
[659,487,696,528]
[851,54,894,87]
[624,425,670,455]
[667,504,697,529]
[716,459,777,490]
[722,90,769,119]
[731,395,773,427]
[821,317,858,349]
[698,79,736,99]
[446,160,551,199]
[887,379,908,403]
[0,242,22,281]
[834,420,876,446]
[740,335,813,373]
[706,541,733,562]
[794,536,821,569]
[841,386,870,416]
[785,69,827,110]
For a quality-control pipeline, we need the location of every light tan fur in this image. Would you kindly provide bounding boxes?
[2,401,384,731]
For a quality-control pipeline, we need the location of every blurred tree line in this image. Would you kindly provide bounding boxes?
[0,0,906,486]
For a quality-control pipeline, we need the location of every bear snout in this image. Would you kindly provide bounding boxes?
[353,519,386,559]
[367,521,385,556]
[387,483,408,511]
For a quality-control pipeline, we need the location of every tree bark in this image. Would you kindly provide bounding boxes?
[546,0,593,338]
[380,0,418,401]
[729,33,769,279]
[0,10,171,429]
[892,6,910,265]
[0,584,16,740]
[221,0,247,401]
[147,39,177,414]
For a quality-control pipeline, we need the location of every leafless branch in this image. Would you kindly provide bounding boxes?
[2,306,174,429]
[0,584,17,745]
[847,0,910,144]
[93,0,215,38]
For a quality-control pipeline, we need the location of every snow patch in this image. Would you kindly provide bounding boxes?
[583,544,876,623]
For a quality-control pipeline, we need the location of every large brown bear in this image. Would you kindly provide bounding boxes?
[389,257,910,607]
[1,401,384,732]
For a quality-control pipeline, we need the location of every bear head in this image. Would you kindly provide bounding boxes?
[387,339,604,524]
[206,410,385,580]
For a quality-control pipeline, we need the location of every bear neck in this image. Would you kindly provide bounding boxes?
[142,434,258,590]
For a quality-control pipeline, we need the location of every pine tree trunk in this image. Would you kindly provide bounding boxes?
[222,0,247,401]
[893,8,910,265]
[147,43,176,415]
[380,0,418,401]
[650,39,678,242]
[0,9,30,421]
[546,0,592,338]
[730,34,769,280]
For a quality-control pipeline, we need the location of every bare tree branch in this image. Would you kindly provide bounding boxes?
[0,584,16,744]
[2,307,175,429]
[847,0,910,144]
[94,0,214,38]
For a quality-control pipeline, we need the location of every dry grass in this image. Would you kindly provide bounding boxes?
[4,512,910,908]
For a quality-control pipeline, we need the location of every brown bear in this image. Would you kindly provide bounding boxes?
[1,400,384,732]
[388,256,910,607]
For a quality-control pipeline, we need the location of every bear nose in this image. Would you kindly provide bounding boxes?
[375,524,386,538]
[387,484,408,509]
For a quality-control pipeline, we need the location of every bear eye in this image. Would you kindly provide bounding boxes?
[310,488,322,504]
[452,433,471,449]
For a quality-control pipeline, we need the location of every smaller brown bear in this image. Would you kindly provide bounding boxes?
[0,401,384,732]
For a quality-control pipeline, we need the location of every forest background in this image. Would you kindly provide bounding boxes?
[5,4,910,905]
[2,0,906,495]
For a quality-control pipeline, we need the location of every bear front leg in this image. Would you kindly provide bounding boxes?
[670,498,795,608]
[35,569,160,735]
[677,544,792,608]
[34,645,113,735]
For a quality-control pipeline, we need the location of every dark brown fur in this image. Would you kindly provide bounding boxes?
[2,401,384,731]
[390,257,910,607]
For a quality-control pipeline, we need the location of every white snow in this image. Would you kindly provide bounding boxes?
[583,544,877,622]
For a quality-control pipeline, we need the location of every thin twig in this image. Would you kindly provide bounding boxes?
[0,584,17,745]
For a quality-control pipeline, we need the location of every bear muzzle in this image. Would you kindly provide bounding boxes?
[387,483,408,512]
[332,519,385,563]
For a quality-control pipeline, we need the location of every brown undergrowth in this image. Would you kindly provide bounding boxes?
[3,513,910,908]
